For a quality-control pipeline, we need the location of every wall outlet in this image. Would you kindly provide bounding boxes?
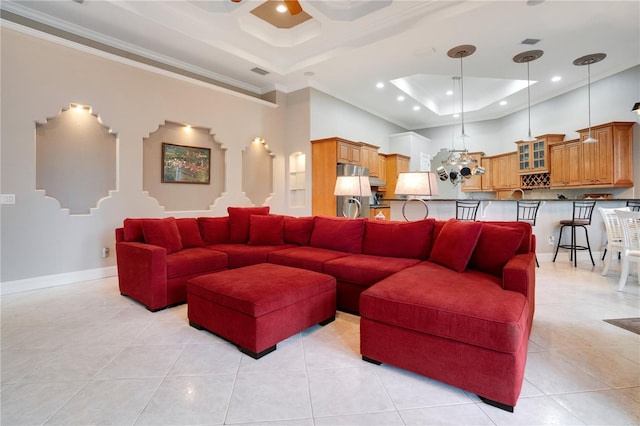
[0,194,16,204]
[101,247,110,258]
[548,235,555,246]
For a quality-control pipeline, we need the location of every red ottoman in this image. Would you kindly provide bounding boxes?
[187,263,336,358]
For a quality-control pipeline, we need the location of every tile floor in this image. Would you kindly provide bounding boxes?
[2,258,639,425]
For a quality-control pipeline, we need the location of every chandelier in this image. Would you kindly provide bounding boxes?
[436,45,484,186]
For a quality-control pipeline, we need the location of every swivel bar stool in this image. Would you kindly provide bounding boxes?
[456,200,480,221]
[517,200,541,267]
[552,200,596,267]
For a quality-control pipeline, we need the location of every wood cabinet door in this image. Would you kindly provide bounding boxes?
[481,157,492,191]
[377,154,387,183]
[550,144,565,186]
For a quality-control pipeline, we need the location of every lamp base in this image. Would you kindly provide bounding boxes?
[401,199,429,221]
[342,197,362,218]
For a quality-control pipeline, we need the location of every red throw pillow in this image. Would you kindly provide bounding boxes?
[362,219,435,259]
[141,217,183,254]
[228,206,270,243]
[123,218,145,242]
[283,216,315,246]
[468,223,525,277]
[309,216,365,254]
[198,217,230,244]
[175,218,204,248]
[428,219,483,272]
[248,214,285,245]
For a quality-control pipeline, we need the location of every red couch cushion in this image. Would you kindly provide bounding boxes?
[166,248,228,278]
[123,218,145,242]
[428,219,483,272]
[284,216,315,246]
[248,214,284,245]
[482,221,533,254]
[175,218,205,248]
[362,219,435,259]
[468,223,525,277]
[268,246,351,273]
[309,216,365,254]
[142,218,183,254]
[324,254,421,286]
[198,217,230,244]
[228,206,270,243]
[207,243,294,269]
[360,262,529,353]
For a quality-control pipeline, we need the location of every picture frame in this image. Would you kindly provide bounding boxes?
[162,142,211,184]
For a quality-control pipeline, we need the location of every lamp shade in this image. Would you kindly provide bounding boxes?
[395,172,439,196]
[333,176,372,197]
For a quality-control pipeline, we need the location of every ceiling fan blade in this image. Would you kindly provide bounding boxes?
[284,0,303,15]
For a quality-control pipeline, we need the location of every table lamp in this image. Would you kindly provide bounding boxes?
[333,175,372,218]
[394,171,439,221]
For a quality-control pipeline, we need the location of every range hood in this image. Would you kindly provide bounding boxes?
[368,176,386,187]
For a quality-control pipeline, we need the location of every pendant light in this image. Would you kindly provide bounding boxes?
[573,53,606,144]
[513,50,544,142]
[447,44,475,140]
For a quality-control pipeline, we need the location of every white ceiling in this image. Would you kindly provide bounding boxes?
[2,0,639,130]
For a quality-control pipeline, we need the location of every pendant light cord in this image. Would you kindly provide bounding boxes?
[527,61,532,139]
[587,62,592,137]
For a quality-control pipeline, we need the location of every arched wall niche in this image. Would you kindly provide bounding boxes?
[242,137,274,206]
[143,121,226,211]
[35,103,117,215]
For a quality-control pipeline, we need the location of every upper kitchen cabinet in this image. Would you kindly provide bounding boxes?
[515,134,564,174]
[336,138,362,165]
[384,154,410,197]
[360,143,380,177]
[578,122,634,187]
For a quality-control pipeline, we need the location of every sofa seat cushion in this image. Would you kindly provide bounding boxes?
[324,254,421,287]
[360,261,529,353]
[268,246,351,273]
[166,248,228,279]
[188,263,336,317]
[207,244,296,269]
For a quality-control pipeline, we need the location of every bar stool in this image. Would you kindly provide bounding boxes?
[517,201,541,267]
[552,200,596,267]
[456,200,480,221]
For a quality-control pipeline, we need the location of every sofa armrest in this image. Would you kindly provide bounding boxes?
[502,252,536,317]
[115,241,168,311]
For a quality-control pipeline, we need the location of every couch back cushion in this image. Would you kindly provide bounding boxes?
[309,216,365,254]
[198,217,230,244]
[175,218,205,248]
[123,218,145,242]
[228,206,270,243]
[468,223,525,277]
[248,214,285,245]
[362,219,435,259]
[481,221,533,254]
[428,219,483,272]
[284,216,315,246]
[141,217,183,254]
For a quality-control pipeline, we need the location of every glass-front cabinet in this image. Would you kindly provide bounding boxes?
[515,134,564,174]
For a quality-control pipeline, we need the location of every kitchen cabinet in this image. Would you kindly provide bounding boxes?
[360,143,380,176]
[578,122,634,187]
[550,139,581,187]
[336,139,362,164]
[377,154,387,185]
[490,152,519,191]
[481,157,493,191]
[515,134,564,174]
[384,154,410,197]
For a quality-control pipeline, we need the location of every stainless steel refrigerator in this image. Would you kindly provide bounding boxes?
[336,163,371,218]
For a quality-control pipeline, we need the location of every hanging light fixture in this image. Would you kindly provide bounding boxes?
[513,50,544,142]
[436,45,484,186]
[573,53,606,144]
[631,102,640,116]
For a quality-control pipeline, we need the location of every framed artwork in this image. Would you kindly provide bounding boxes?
[162,142,211,184]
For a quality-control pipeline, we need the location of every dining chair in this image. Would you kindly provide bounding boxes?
[598,207,628,276]
[456,200,480,221]
[552,200,596,267]
[517,201,541,267]
[614,209,640,291]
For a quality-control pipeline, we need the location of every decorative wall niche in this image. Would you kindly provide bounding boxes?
[242,137,274,206]
[143,121,225,211]
[35,104,116,214]
[289,152,306,208]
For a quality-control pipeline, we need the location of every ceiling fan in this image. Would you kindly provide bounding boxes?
[231,0,303,16]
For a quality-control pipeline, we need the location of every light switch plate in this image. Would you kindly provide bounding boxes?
[0,194,16,204]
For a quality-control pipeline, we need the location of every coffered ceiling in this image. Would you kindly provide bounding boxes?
[2,0,639,130]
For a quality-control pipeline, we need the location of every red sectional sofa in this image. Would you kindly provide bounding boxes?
[115,206,536,411]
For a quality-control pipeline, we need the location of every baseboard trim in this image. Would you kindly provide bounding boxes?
[1,266,118,295]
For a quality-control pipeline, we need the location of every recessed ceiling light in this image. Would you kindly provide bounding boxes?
[499,100,507,106]
[446,90,453,96]
[551,75,562,82]
[276,4,287,13]
[453,113,460,118]
[397,96,405,101]
[413,106,421,111]
[376,82,384,89]
[304,71,315,77]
